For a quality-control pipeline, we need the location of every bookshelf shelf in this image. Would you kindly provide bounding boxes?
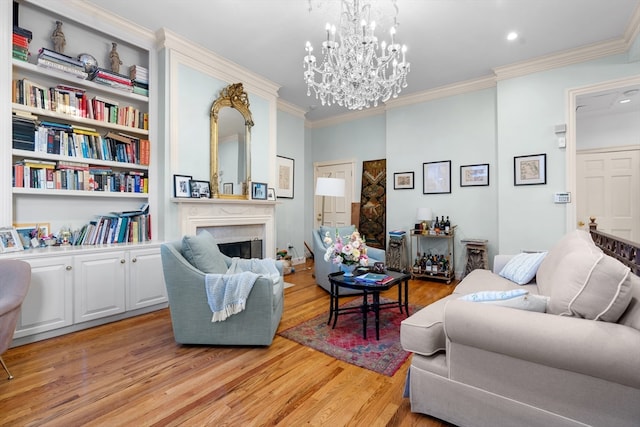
[12,188,148,198]
[12,149,149,171]
[12,104,149,136]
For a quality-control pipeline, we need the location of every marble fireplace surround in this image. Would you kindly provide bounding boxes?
[173,199,276,258]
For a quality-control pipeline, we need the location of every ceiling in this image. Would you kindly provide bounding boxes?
[85,0,640,122]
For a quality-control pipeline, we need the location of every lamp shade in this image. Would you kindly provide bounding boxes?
[315,177,345,197]
[416,207,433,222]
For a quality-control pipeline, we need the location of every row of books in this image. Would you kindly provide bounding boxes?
[13,26,32,62]
[12,115,150,166]
[354,272,394,285]
[12,78,149,129]
[13,159,148,193]
[37,48,88,79]
[89,67,133,92]
[76,210,151,246]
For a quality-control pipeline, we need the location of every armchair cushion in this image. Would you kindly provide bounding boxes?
[182,230,228,274]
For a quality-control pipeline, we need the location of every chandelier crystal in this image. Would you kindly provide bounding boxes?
[304,0,410,110]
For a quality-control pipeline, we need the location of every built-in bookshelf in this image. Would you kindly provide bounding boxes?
[5,0,157,242]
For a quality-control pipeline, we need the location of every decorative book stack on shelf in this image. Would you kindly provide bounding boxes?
[13,26,32,62]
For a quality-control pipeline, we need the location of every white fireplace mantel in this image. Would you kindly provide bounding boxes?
[172,198,277,258]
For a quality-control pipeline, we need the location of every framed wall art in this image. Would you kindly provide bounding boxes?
[173,174,192,198]
[460,164,489,187]
[0,227,24,253]
[514,153,546,186]
[189,180,211,198]
[267,187,276,201]
[393,171,414,189]
[251,182,268,200]
[276,155,294,199]
[423,161,451,194]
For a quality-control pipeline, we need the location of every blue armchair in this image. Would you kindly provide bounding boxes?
[313,225,386,294]
[160,231,284,346]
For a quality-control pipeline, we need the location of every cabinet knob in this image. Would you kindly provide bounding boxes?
[132,258,137,263]
[120,259,126,264]
[66,265,72,271]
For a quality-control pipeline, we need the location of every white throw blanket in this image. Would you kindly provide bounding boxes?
[205,258,281,322]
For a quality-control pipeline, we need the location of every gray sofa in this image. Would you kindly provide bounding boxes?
[313,225,385,294]
[160,231,284,346]
[400,230,640,427]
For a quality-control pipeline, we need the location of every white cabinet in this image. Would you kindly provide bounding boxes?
[74,251,127,323]
[127,247,166,310]
[13,255,73,338]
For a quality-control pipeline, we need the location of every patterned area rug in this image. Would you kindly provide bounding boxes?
[279,297,422,376]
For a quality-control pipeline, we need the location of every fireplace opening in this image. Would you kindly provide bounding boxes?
[218,239,263,259]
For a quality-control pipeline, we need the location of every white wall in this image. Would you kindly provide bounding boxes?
[577,110,640,150]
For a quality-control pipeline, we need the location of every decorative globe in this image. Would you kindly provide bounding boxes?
[77,53,98,73]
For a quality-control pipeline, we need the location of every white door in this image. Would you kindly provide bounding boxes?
[576,147,640,241]
[314,161,354,228]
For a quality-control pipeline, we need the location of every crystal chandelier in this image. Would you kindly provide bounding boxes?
[304,0,410,110]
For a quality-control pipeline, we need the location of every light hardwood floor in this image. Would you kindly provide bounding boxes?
[0,260,456,426]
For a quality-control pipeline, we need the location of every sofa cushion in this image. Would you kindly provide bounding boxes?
[544,234,634,322]
[181,231,229,274]
[400,294,458,356]
[498,251,547,285]
[454,269,539,296]
[459,289,549,312]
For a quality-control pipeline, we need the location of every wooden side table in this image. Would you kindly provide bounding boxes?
[461,239,489,278]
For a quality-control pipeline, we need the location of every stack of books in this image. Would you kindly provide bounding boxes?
[129,65,148,96]
[13,26,32,62]
[12,111,38,151]
[354,272,394,285]
[37,48,88,79]
[89,67,133,92]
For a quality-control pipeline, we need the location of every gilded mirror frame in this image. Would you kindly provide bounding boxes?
[210,83,253,199]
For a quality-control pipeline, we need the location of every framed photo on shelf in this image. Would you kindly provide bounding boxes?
[276,155,294,199]
[251,182,268,200]
[173,174,192,198]
[267,187,276,201]
[460,164,489,187]
[222,182,233,195]
[14,223,50,249]
[0,227,24,253]
[393,171,414,189]
[514,153,546,186]
[189,180,211,198]
[423,160,451,194]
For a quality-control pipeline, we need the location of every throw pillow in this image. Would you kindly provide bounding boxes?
[182,230,229,274]
[499,251,548,285]
[459,289,549,312]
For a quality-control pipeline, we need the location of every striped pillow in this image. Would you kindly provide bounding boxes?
[499,251,548,285]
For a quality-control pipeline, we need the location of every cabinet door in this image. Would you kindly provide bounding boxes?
[127,247,167,310]
[74,251,126,323]
[14,256,74,338]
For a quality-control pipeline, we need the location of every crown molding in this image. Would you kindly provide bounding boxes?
[305,105,386,129]
[624,4,640,46]
[494,39,628,81]
[385,76,497,110]
[157,28,280,100]
[25,0,156,49]
[277,99,306,119]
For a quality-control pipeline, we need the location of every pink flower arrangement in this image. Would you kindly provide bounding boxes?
[323,229,369,266]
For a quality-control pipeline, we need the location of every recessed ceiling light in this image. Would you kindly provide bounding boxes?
[507,32,518,41]
[619,99,631,104]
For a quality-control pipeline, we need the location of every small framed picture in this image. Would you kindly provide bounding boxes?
[222,182,233,195]
[393,171,414,190]
[189,180,211,198]
[267,187,276,201]
[14,223,50,249]
[0,227,25,253]
[423,160,451,194]
[173,174,192,198]
[251,182,268,200]
[276,155,294,199]
[514,153,546,186]
[460,164,489,187]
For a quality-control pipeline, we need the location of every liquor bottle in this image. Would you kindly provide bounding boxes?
[434,216,441,234]
[425,256,432,274]
[445,216,451,235]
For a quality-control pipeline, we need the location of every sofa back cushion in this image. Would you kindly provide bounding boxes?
[617,274,640,330]
[539,230,633,322]
[181,230,229,274]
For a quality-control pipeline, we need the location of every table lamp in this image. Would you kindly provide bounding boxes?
[315,177,345,225]
[416,207,433,234]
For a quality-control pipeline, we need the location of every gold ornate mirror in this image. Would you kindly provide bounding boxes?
[210,83,253,199]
